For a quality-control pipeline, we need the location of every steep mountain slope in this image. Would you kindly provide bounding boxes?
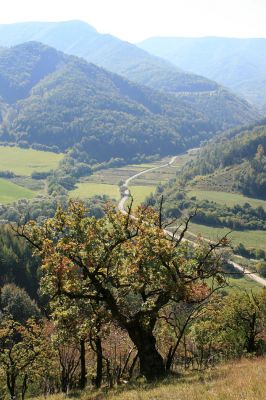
[138,37,266,112]
[178,120,266,199]
[0,42,221,163]
[0,21,260,126]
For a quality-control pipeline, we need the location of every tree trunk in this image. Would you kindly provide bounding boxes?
[21,374,28,400]
[246,313,257,353]
[95,335,103,389]
[127,323,165,381]
[7,371,16,400]
[128,353,138,380]
[79,339,87,390]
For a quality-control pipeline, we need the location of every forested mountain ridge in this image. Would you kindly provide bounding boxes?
[138,36,266,112]
[0,21,261,126]
[0,42,260,164]
[0,42,218,163]
[186,120,266,174]
[176,120,266,199]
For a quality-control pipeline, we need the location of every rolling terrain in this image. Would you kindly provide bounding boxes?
[0,21,261,127]
[0,41,243,165]
[138,36,266,112]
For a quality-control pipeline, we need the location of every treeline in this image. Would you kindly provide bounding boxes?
[147,188,266,231]
[0,193,108,223]
[0,203,265,399]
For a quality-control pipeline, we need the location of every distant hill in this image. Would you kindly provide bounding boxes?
[0,21,261,126]
[0,42,227,164]
[179,119,266,199]
[138,37,266,112]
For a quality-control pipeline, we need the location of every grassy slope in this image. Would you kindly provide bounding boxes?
[129,185,157,207]
[34,358,266,400]
[70,183,120,201]
[188,189,266,210]
[188,223,266,251]
[0,146,63,176]
[0,178,36,204]
[226,275,261,291]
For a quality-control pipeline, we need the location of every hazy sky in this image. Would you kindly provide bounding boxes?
[1,0,265,42]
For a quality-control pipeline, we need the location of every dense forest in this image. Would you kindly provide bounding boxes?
[0,42,226,165]
[177,121,266,199]
[0,21,261,128]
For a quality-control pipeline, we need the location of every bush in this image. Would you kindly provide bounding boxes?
[256,261,266,277]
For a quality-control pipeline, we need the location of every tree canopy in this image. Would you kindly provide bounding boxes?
[16,201,228,380]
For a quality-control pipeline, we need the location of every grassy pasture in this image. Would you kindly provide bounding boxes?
[188,189,266,209]
[187,222,266,251]
[129,185,157,208]
[0,146,64,176]
[0,178,36,204]
[70,182,120,200]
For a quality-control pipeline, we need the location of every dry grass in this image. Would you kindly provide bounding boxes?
[35,358,266,400]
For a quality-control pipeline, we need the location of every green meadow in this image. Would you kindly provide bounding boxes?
[129,185,157,207]
[0,146,64,176]
[0,178,36,204]
[188,189,266,209]
[70,182,120,200]
[188,222,266,251]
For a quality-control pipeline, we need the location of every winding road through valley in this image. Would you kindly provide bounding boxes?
[117,155,266,288]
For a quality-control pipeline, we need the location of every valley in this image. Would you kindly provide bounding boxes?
[0,13,265,399]
[0,141,265,289]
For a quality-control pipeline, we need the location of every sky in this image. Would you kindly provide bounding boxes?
[0,0,265,42]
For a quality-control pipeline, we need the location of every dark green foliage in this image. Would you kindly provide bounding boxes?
[256,262,266,277]
[0,21,260,134]
[0,283,40,323]
[149,187,266,231]
[0,42,225,164]
[0,42,64,103]
[0,170,15,178]
[177,121,266,199]
[238,144,266,198]
[0,226,40,298]
[0,194,107,224]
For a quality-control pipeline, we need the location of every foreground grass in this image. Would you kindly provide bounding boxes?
[0,146,63,176]
[0,178,36,204]
[188,189,266,210]
[35,358,266,400]
[70,182,120,200]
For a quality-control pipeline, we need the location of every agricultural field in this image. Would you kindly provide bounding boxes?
[128,185,157,207]
[0,146,64,176]
[188,189,266,209]
[187,222,266,252]
[85,153,193,187]
[70,182,120,200]
[0,178,36,204]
